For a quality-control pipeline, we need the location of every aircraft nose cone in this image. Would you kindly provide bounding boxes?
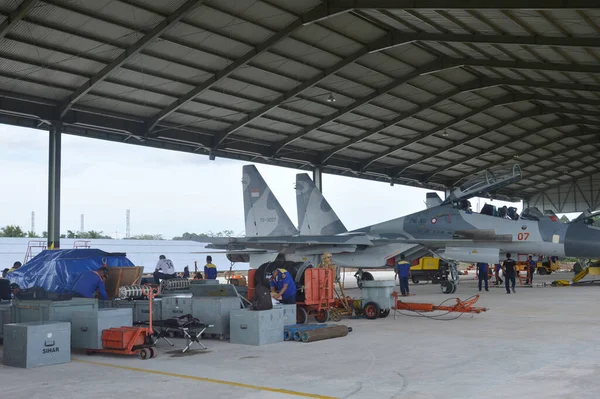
[564,222,600,258]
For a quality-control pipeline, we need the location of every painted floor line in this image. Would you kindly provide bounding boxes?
[74,358,339,399]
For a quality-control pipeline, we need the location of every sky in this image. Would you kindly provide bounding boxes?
[0,124,523,239]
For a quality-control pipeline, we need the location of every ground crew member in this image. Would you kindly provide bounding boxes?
[526,255,536,285]
[270,268,296,304]
[183,265,190,279]
[7,261,21,273]
[494,263,503,285]
[395,254,411,296]
[72,267,109,300]
[477,262,489,291]
[204,256,217,279]
[502,253,517,294]
[153,255,176,284]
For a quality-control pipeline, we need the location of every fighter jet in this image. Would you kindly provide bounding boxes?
[195,164,600,293]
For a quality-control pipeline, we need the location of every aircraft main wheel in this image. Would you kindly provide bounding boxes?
[362,272,374,281]
[538,268,547,275]
[296,307,308,324]
[451,281,457,293]
[139,348,150,360]
[315,309,329,323]
[363,302,380,320]
[379,309,390,318]
[441,281,453,294]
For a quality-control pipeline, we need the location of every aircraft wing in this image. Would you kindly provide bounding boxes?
[194,234,374,248]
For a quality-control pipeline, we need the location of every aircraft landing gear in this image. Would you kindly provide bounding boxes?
[441,280,457,294]
[354,269,374,289]
[440,261,459,294]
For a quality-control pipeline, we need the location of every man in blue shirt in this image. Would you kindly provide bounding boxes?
[204,256,218,280]
[477,262,489,292]
[72,267,109,300]
[270,268,296,304]
[395,254,411,296]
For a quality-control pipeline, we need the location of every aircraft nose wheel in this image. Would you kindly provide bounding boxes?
[441,280,457,294]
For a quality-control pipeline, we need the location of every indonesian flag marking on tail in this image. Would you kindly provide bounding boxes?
[251,189,260,198]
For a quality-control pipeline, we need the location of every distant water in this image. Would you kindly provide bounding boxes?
[0,238,248,273]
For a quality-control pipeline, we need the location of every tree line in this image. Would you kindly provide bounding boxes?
[0,225,239,240]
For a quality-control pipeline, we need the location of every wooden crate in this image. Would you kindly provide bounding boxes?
[105,266,143,299]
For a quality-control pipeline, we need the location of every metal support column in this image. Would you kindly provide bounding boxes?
[47,122,62,249]
[313,166,323,192]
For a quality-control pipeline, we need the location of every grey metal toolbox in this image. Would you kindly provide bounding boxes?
[191,296,242,340]
[275,304,297,326]
[3,321,71,368]
[191,284,242,340]
[71,308,133,349]
[12,298,98,323]
[160,294,192,319]
[98,300,113,308]
[229,308,284,346]
[113,299,162,323]
[0,302,12,340]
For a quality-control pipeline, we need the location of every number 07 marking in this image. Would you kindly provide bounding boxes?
[517,232,530,240]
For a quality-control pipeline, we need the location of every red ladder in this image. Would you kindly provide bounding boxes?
[24,240,47,264]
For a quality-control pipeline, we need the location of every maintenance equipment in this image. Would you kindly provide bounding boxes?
[71,308,133,350]
[12,298,98,324]
[393,293,487,317]
[0,302,12,341]
[113,298,162,324]
[361,280,395,320]
[85,285,158,359]
[229,307,285,346]
[191,283,243,340]
[409,257,459,294]
[3,321,71,368]
[300,325,350,342]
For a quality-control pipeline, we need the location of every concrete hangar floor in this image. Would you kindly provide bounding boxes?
[1,273,599,399]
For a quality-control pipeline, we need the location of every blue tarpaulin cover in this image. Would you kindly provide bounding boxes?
[7,249,134,293]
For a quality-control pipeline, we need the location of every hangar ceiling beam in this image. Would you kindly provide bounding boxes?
[267,57,453,156]
[58,0,204,118]
[354,86,600,171]
[218,54,600,152]
[210,35,412,149]
[325,1,600,11]
[462,126,600,177]
[423,123,600,180]
[392,106,600,178]
[144,3,335,135]
[348,31,600,51]
[0,0,38,39]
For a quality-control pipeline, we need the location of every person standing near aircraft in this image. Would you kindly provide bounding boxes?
[204,256,217,279]
[395,254,411,296]
[153,255,176,284]
[477,262,489,292]
[269,268,296,304]
[494,263,503,286]
[502,253,517,294]
[526,255,536,285]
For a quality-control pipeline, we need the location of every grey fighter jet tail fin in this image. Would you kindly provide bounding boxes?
[295,173,347,235]
[242,165,298,237]
[426,193,443,209]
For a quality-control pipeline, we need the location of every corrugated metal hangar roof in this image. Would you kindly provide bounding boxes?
[1,0,600,212]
